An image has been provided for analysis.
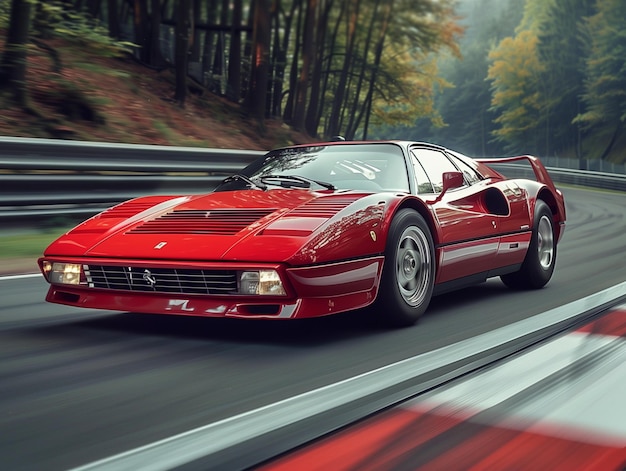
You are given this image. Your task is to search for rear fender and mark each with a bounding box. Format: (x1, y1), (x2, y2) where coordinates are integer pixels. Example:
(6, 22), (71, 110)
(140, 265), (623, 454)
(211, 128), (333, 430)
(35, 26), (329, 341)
(478, 155), (566, 239)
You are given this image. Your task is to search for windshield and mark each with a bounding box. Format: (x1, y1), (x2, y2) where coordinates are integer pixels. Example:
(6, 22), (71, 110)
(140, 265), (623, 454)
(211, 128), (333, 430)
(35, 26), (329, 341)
(214, 143), (410, 192)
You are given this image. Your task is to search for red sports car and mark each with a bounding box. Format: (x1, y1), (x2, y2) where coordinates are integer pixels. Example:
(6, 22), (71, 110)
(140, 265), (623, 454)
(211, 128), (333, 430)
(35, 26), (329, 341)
(39, 140), (566, 327)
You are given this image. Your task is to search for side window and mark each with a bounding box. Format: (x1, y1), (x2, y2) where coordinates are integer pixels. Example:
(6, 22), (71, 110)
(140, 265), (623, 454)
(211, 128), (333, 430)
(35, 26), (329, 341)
(411, 148), (460, 193)
(410, 155), (434, 194)
(448, 153), (482, 185)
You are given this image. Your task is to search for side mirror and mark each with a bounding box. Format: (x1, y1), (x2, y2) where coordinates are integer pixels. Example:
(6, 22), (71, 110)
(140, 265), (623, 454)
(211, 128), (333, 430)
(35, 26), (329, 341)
(428, 171), (464, 203)
(442, 171), (464, 193)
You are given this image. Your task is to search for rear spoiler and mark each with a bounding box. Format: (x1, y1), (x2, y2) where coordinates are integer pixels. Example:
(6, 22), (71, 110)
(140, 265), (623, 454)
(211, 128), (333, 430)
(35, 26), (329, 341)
(476, 155), (558, 192)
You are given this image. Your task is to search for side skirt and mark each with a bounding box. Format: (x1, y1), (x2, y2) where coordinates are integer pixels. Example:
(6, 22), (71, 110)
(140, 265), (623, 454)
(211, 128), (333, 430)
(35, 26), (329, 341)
(433, 263), (522, 296)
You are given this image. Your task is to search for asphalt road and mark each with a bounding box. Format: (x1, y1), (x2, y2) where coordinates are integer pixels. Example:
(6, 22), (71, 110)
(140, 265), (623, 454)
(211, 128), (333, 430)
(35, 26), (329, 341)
(0, 186), (624, 471)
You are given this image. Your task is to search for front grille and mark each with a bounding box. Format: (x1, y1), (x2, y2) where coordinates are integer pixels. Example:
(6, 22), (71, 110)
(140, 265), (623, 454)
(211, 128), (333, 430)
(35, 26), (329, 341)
(84, 265), (238, 295)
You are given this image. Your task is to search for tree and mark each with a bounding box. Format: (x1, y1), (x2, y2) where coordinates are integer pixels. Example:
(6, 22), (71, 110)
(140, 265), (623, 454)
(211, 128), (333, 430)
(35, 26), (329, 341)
(364, 0), (461, 140)
(421, 0), (524, 156)
(537, 0), (595, 158)
(292, 0), (316, 131)
(575, 0), (626, 159)
(487, 30), (545, 154)
(174, 0), (191, 106)
(245, 0), (271, 120)
(0, 0), (32, 106)
(226, 0), (243, 102)
(486, 0), (554, 155)
(326, 0), (360, 137)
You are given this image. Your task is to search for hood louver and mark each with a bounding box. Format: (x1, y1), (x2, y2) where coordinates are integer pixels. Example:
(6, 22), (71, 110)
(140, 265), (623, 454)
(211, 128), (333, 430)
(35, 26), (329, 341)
(101, 201), (155, 218)
(287, 196), (360, 218)
(128, 208), (277, 235)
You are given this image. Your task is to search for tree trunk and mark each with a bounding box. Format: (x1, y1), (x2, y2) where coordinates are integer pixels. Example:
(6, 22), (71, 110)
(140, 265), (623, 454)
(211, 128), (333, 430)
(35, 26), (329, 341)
(359, 0), (392, 139)
(304, 0), (332, 136)
(107, 0), (121, 38)
(133, 0), (150, 63)
(227, 0), (243, 102)
(0, 0), (32, 106)
(345, 0), (380, 138)
(282, 0), (304, 123)
(201, 0), (218, 88)
(292, 0), (316, 131)
(174, 0), (191, 106)
(245, 0), (271, 120)
(149, 0), (165, 66)
(326, 0), (360, 137)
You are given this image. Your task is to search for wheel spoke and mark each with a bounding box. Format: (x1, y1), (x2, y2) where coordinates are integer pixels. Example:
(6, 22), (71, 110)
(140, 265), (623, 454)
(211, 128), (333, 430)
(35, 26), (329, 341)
(395, 225), (431, 307)
(402, 277), (417, 292)
(537, 215), (554, 269)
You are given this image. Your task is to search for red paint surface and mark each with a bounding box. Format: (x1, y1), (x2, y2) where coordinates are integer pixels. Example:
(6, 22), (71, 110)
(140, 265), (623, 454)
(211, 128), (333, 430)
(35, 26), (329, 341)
(40, 141), (566, 320)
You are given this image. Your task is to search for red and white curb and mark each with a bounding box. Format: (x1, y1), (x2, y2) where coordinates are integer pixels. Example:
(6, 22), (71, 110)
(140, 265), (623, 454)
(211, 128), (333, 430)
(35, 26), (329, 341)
(262, 305), (626, 470)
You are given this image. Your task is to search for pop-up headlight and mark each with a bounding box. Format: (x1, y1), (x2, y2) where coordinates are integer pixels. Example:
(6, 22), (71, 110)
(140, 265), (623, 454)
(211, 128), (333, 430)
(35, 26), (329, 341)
(239, 270), (286, 295)
(43, 262), (84, 285)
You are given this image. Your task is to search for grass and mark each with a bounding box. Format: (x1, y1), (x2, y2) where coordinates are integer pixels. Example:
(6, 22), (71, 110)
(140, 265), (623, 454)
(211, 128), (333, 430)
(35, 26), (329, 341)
(0, 227), (70, 259)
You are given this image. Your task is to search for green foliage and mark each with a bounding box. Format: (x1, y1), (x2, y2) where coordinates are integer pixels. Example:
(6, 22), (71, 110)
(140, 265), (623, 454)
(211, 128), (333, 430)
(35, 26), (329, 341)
(348, 0), (462, 138)
(39, 75), (106, 123)
(32, 1), (135, 57)
(487, 30), (546, 154)
(0, 1), (10, 29)
(575, 0), (626, 129)
(0, 225), (72, 258)
(536, 0), (595, 156)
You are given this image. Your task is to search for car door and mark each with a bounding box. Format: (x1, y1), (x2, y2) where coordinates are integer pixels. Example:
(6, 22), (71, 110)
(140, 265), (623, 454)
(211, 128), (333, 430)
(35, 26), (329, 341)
(487, 179), (533, 268)
(410, 147), (499, 284)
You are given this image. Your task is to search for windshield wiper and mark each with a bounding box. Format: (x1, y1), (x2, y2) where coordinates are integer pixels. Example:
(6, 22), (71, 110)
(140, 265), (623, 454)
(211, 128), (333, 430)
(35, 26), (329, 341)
(222, 174), (267, 190)
(259, 174), (336, 190)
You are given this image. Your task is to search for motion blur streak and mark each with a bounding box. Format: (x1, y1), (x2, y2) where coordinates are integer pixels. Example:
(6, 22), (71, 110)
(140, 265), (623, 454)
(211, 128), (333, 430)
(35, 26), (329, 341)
(260, 305), (626, 471)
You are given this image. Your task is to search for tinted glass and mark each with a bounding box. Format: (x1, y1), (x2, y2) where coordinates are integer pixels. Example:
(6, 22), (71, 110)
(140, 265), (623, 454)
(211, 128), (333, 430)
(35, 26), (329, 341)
(411, 148), (459, 193)
(448, 152), (482, 184)
(410, 155), (435, 194)
(215, 144), (410, 192)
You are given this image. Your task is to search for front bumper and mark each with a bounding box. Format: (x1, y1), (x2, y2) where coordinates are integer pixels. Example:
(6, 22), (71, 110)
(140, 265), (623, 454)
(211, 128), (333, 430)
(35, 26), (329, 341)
(40, 256), (384, 319)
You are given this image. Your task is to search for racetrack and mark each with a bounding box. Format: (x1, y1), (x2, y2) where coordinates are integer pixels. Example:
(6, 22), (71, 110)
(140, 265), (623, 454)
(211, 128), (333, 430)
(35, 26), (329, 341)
(0, 186), (624, 470)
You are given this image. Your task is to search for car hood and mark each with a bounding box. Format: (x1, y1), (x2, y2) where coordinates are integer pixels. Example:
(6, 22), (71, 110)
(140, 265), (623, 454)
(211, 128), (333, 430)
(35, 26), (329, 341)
(44, 189), (389, 264)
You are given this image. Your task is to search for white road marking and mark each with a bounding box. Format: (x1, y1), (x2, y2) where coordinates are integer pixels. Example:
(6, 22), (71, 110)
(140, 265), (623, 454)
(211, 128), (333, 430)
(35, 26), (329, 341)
(0, 273), (41, 281)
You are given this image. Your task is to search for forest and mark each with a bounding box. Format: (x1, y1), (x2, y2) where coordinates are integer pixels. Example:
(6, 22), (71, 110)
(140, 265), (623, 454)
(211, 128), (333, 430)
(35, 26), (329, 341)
(0, 0), (625, 163)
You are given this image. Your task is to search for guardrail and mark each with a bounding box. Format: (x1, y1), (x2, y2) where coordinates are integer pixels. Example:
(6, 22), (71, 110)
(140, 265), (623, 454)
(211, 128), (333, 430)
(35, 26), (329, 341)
(1, 137), (624, 222)
(489, 162), (626, 192)
(0, 137), (263, 220)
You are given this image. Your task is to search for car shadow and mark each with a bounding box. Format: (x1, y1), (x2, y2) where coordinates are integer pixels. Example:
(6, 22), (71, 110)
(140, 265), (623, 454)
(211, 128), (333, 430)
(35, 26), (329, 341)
(37, 307), (388, 347)
(30, 280), (514, 347)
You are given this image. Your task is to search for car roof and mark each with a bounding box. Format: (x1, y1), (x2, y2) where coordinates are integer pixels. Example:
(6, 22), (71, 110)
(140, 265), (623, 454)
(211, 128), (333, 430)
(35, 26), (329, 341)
(275, 139), (451, 154)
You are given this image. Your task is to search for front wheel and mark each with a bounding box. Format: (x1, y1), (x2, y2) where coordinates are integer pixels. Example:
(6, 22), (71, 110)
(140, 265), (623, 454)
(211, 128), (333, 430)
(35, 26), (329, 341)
(501, 200), (556, 289)
(374, 209), (435, 327)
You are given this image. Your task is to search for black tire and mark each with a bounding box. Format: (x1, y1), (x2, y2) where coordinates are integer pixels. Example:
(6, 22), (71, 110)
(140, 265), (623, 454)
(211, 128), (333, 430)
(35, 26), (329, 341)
(374, 209), (435, 327)
(501, 200), (556, 289)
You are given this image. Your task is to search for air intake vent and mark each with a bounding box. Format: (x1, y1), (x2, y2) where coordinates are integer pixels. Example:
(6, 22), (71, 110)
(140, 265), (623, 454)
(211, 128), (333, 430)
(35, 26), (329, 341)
(288, 196), (359, 218)
(85, 265), (237, 295)
(128, 208), (277, 235)
(100, 201), (155, 218)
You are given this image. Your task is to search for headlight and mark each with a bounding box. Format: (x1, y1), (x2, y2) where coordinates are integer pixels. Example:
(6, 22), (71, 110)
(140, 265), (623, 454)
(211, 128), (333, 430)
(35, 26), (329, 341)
(44, 262), (84, 285)
(239, 270), (286, 295)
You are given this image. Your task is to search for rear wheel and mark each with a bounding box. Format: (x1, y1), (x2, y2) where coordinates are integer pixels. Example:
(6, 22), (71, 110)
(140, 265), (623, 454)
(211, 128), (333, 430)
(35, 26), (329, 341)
(501, 200), (556, 289)
(375, 209), (435, 327)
